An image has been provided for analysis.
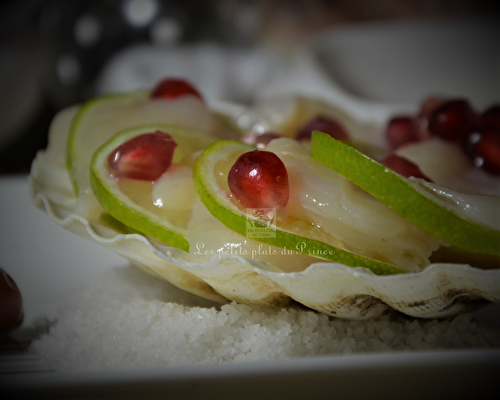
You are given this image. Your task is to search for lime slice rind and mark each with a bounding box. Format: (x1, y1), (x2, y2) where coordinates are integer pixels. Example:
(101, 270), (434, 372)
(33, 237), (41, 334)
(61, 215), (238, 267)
(194, 140), (406, 276)
(90, 124), (218, 252)
(90, 165), (189, 251)
(67, 90), (150, 196)
(310, 131), (500, 255)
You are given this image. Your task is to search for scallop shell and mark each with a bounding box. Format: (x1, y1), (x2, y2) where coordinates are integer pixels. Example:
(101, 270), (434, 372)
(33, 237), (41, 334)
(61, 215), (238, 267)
(29, 102), (500, 320)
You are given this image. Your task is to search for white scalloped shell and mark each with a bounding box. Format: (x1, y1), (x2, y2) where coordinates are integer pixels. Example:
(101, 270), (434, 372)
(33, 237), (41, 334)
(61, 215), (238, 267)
(29, 104), (500, 320)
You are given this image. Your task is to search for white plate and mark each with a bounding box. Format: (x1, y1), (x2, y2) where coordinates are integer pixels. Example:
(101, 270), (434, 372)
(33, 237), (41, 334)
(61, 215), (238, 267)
(3, 349), (500, 399)
(0, 177), (125, 325)
(2, 172), (500, 398)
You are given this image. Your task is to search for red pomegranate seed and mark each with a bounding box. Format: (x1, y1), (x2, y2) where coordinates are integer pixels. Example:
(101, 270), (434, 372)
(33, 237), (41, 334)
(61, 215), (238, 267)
(481, 104), (500, 131)
(228, 150), (289, 209)
(0, 267), (23, 335)
(241, 131), (283, 149)
(428, 99), (478, 142)
(150, 78), (203, 101)
(380, 154), (433, 182)
(418, 96), (448, 140)
(385, 116), (421, 150)
(108, 131), (177, 181)
(297, 116), (350, 142)
(468, 130), (500, 175)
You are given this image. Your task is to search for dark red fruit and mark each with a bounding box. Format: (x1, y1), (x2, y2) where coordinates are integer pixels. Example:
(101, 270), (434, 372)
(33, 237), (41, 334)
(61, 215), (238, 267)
(108, 131), (177, 181)
(228, 150), (289, 209)
(0, 267), (23, 335)
(380, 154), (433, 182)
(385, 116), (421, 150)
(297, 116), (350, 142)
(467, 130), (500, 175)
(418, 96), (447, 140)
(428, 99), (478, 142)
(241, 131), (283, 149)
(150, 78), (203, 101)
(481, 105), (500, 131)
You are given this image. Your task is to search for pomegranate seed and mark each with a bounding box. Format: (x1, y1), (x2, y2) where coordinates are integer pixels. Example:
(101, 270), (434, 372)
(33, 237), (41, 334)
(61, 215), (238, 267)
(228, 150), (289, 209)
(380, 154), (433, 182)
(481, 104), (500, 131)
(417, 96), (447, 140)
(428, 99), (478, 142)
(108, 131), (177, 181)
(0, 267), (23, 335)
(385, 116), (421, 150)
(150, 78), (203, 101)
(467, 130), (500, 175)
(241, 131), (283, 149)
(297, 116), (350, 142)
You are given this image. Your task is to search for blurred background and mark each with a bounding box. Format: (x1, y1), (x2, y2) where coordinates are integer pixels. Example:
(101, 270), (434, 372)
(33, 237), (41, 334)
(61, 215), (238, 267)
(0, 0), (498, 174)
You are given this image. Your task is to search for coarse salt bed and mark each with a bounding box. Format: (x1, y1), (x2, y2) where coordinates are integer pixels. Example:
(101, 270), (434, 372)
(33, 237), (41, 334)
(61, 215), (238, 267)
(30, 266), (500, 372)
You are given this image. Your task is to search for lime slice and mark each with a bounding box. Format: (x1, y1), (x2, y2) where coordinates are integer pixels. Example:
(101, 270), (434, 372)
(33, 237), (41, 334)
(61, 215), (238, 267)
(68, 90), (222, 196)
(310, 131), (500, 255)
(193, 140), (406, 275)
(90, 125), (218, 252)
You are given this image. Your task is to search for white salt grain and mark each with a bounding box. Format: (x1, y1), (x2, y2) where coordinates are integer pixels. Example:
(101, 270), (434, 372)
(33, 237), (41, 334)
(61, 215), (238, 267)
(30, 266), (500, 372)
